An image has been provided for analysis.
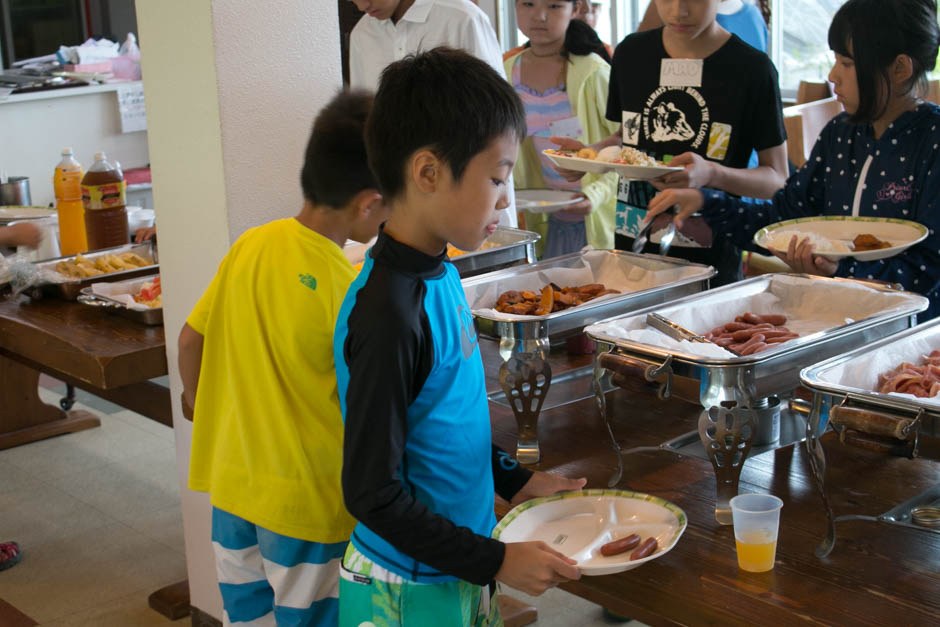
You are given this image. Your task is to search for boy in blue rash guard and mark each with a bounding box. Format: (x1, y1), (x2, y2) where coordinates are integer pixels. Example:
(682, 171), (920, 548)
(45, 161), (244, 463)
(646, 0), (940, 320)
(333, 48), (586, 626)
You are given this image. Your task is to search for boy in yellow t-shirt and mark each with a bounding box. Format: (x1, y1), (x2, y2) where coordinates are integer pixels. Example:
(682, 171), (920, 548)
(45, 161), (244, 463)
(178, 90), (387, 627)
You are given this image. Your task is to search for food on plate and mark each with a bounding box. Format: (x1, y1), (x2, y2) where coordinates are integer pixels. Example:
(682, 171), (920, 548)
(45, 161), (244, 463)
(877, 350), (940, 397)
(852, 233), (892, 251)
(55, 251), (153, 279)
(764, 230), (851, 254)
(704, 313), (799, 354)
(600, 534), (641, 557)
(133, 276), (162, 308)
(494, 282), (620, 315)
(630, 537), (658, 560)
(547, 146), (662, 167)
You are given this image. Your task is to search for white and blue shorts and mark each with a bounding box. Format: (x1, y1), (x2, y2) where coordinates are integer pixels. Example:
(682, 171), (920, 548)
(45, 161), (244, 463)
(211, 506), (348, 626)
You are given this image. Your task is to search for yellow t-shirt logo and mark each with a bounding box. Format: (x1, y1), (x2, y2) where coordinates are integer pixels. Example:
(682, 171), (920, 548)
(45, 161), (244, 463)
(299, 273), (317, 291)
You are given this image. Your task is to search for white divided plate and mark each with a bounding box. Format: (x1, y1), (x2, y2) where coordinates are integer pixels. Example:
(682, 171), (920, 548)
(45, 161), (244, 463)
(543, 150), (682, 180)
(516, 189), (583, 213)
(0, 206), (56, 223)
(493, 489), (687, 576)
(754, 216), (928, 262)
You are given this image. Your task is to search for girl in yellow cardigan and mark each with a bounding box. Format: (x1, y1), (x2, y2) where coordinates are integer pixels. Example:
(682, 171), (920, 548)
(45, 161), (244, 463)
(504, 2), (619, 257)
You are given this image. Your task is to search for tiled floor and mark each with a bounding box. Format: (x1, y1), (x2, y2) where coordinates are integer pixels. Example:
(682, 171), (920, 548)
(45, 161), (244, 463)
(0, 384), (643, 626)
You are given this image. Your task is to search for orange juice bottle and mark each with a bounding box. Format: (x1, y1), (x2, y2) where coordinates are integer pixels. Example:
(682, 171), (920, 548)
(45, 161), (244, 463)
(53, 148), (87, 254)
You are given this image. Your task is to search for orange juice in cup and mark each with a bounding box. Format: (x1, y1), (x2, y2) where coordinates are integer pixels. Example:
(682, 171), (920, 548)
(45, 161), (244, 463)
(734, 529), (777, 572)
(730, 493), (783, 573)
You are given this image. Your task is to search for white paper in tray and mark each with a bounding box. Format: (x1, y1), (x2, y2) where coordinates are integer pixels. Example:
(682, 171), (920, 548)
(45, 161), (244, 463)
(467, 251), (707, 320)
(90, 276), (159, 311)
(815, 327), (940, 408)
(587, 274), (921, 359)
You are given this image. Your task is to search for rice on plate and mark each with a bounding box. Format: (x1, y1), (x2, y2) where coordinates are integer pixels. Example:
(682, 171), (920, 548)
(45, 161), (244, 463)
(764, 230), (851, 254)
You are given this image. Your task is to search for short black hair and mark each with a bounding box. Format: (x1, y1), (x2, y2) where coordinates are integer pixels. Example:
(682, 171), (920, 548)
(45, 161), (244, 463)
(829, 0), (939, 123)
(300, 89), (377, 208)
(365, 47), (527, 201)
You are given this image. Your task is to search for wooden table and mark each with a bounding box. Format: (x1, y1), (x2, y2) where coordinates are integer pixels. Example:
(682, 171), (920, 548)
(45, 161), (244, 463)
(0, 294), (169, 450)
(482, 342), (940, 625)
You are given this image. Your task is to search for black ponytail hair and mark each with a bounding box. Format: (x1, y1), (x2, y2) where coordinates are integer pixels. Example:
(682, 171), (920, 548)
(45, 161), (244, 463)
(565, 16), (611, 63)
(828, 0), (939, 123)
(520, 0), (612, 64)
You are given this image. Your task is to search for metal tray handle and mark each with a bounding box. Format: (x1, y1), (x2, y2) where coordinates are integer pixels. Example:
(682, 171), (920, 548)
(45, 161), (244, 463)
(598, 352), (673, 400)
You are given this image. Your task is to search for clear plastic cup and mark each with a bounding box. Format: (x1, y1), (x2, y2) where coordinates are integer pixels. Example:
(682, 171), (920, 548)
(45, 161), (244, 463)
(730, 493), (783, 572)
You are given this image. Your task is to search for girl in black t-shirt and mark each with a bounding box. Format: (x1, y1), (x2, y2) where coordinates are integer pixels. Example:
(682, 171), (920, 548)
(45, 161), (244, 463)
(553, 0), (788, 284)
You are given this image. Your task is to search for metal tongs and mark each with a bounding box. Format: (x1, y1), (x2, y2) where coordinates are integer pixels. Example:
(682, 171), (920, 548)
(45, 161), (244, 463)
(632, 206), (677, 256)
(646, 312), (712, 343)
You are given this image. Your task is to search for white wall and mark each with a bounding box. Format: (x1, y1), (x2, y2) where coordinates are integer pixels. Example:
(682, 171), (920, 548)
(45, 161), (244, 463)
(135, 0), (341, 618)
(0, 86), (149, 207)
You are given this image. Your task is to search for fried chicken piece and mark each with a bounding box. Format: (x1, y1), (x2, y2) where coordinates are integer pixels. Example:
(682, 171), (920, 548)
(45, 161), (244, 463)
(852, 233), (891, 251)
(497, 290), (523, 307)
(534, 285), (554, 316)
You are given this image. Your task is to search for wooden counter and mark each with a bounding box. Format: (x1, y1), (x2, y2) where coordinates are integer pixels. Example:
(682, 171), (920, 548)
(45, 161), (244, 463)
(482, 341), (940, 625)
(0, 294), (169, 449)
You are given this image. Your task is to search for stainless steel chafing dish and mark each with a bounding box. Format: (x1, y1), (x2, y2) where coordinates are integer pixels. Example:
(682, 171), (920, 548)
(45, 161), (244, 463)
(31, 242), (158, 300)
(449, 227), (540, 277)
(77, 274), (163, 326)
(463, 249), (715, 464)
(585, 274), (928, 524)
(800, 317), (940, 556)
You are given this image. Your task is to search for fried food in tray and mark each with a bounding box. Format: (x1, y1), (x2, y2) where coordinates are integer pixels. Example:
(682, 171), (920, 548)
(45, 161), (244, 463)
(55, 252), (153, 279)
(495, 283), (620, 316)
(852, 233), (892, 252)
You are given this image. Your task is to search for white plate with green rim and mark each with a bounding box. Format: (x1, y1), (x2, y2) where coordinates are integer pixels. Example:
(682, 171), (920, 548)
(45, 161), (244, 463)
(0, 206), (56, 223)
(515, 189), (583, 213)
(492, 489), (687, 576)
(542, 150), (681, 180)
(754, 216), (928, 262)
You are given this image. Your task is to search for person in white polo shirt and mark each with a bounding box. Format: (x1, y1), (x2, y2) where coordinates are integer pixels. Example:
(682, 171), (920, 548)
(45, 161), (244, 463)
(348, 0), (520, 228)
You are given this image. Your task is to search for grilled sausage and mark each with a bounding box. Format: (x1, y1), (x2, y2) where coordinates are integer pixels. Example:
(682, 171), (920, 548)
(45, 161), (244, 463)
(766, 334), (799, 344)
(741, 341), (768, 355)
(630, 537), (658, 560)
(600, 534), (641, 556)
(742, 312), (763, 325)
(758, 314), (787, 326)
(724, 321), (753, 332)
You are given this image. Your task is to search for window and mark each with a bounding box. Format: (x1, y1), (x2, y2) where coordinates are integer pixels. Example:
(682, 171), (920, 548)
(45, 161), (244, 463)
(776, 0), (841, 91)
(0, 0), (86, 68)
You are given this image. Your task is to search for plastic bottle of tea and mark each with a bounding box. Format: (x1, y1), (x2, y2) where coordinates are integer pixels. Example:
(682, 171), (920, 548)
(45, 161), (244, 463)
(81, 152), (128, 250)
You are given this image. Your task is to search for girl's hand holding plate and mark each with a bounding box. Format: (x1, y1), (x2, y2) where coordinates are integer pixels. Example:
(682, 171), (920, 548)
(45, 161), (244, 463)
(772, 234), (839, 276)
(549, 136), (589, 182)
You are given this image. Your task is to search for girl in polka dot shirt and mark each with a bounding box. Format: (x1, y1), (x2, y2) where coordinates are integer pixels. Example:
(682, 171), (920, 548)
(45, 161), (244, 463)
(646, 0), (940, 320)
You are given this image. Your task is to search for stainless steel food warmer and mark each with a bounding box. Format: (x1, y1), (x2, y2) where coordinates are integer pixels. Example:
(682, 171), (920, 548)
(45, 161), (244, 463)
(463, 249), (715, 464)
(800, 317), (940, 556)
(585, 274), (928, 524)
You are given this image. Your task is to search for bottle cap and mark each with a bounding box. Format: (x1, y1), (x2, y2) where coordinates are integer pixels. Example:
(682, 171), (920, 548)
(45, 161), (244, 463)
(94, 152), (107, 161)
(61, 147), (73, 155)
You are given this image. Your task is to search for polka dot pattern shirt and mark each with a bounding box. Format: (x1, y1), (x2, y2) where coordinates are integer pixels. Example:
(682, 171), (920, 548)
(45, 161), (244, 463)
(701, 103), (940, 320)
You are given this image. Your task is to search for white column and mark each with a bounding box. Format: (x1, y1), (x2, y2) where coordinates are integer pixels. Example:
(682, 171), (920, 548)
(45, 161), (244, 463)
(135, 0), (341, 617)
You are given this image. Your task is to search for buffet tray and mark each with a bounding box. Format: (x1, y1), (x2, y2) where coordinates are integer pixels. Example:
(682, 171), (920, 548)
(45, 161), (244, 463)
(77, 274), (163, 326)
(586, 274), (928, 406)
(801, 317), (940, 437)
(463, 250), (715, 341)
(449, 227), (539, 277)
(32, 242), (158, 300)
